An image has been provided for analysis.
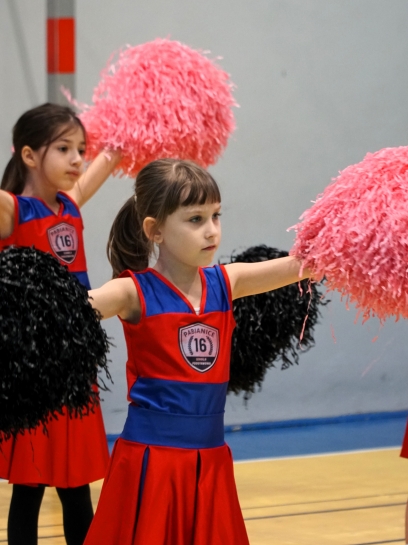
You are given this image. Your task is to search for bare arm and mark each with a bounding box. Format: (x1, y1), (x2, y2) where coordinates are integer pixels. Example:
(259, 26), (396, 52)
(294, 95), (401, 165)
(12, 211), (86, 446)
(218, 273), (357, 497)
(225, 256), (310, 300)
(88, 277), (141, 322)
(0, 189), (15, 239)
(68, 150), (121, 208)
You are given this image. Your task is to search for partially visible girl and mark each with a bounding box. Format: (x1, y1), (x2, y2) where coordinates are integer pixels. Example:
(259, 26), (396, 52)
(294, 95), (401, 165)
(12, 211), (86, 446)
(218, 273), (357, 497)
(0, 103), (120, 545)
(400, 427), (408, 545)
(83, 158), (310, 545)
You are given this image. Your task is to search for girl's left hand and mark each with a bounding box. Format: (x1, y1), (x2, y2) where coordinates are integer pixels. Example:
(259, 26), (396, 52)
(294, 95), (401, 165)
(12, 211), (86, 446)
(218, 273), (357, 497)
(68, 149), (122, 208)
(225, 255), (311, 300)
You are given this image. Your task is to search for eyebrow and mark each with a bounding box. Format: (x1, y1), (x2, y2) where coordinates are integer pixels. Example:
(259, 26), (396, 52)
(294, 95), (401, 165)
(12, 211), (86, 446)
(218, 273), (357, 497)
(57, 137), (86, 145)
(184, 204), (222, 214)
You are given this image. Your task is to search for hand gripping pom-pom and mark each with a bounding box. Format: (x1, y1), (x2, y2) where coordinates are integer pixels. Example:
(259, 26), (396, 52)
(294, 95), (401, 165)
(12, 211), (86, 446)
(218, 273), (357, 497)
(290, 146), (408, 323)
(76, 38), (237, 176)
(223, 246), (325, 400)
(0, 247), (111, 440)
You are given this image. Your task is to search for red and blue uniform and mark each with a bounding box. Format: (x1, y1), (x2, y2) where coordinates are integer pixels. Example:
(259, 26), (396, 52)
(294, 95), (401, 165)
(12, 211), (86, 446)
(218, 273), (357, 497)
(400, 423), (408, 458)
(84, 265), (250, 545)
(0, 191), (91, 288)
(0, 191), (109, 488)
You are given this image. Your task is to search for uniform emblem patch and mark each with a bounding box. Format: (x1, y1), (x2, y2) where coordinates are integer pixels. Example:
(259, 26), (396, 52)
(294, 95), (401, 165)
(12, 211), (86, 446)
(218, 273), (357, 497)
(47, 223), (78, 264)
(179, 323), (220, 372)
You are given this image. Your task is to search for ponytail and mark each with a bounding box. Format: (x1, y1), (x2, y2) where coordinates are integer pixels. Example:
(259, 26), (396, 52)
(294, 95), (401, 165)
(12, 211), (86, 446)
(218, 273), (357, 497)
(107, 159), (221, 278)
(1, 155), (26, 194)
(107, 197), (151, 278)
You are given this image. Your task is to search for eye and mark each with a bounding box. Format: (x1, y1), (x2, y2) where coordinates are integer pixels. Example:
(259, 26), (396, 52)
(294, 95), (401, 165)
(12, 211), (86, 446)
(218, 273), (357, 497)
(78, 148), (86, 156)
(213, 212), (222, 220)
(189, 216), (201, 223)
(58, 146), (68, 152)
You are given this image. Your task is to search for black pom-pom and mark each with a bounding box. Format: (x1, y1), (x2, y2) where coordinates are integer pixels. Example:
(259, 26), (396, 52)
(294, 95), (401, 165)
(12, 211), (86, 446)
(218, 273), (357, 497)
(0, 246), (111, 440)
(224, 245), (326, 399)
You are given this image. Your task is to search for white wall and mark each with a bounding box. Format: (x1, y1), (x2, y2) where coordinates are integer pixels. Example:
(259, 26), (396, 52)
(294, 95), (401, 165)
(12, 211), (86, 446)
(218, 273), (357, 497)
(2, 0), (408, 433)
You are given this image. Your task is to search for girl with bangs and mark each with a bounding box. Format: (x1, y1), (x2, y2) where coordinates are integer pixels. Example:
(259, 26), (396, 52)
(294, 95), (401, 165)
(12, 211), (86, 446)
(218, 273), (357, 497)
(85, 158), (311, 545)
(0, 103), (120, 545)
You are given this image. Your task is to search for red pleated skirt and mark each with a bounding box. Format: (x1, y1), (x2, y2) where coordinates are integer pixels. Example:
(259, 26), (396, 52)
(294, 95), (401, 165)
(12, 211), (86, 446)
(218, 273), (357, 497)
(0, 405), (109, 488)
(84, 438), (249, 545)
(400, 419), (408, 458)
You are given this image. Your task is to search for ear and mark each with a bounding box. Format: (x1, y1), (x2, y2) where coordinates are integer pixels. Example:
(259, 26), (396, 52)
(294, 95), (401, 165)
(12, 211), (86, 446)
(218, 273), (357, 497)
(21, 146), (38, 169)
(143, 217), (163, 244)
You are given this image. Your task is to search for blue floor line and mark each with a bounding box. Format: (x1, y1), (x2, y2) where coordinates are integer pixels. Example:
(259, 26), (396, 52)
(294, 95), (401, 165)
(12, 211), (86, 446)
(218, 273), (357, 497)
(107, 410), (408, 461)
(224, 409), (408, 433)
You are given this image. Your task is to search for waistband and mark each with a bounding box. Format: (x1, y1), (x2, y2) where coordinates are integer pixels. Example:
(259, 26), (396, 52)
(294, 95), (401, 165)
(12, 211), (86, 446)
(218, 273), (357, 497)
(121, 404), (225, 449)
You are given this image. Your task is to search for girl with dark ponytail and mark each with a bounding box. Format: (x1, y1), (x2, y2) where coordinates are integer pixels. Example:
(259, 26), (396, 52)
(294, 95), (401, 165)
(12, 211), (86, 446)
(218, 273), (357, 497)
(106, 158), (222, 277)
(0, 103), (120, 545)
(84, 158), (311, 545)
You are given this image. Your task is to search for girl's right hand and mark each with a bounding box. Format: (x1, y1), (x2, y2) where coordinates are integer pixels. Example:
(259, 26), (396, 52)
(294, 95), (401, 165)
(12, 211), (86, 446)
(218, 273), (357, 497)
(88, 277), (141, 323)
(0, 190), (15, 239)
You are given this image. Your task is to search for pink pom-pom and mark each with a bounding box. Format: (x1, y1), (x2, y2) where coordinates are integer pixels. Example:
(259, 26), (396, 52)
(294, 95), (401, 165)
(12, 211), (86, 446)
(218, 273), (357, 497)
(78, 38), (237, 176)
(290, 146), (408, 323)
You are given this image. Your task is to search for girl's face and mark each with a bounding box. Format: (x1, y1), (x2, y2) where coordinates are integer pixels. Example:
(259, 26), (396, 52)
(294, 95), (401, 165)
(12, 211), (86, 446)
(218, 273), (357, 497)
(34, 125), (86, 192)
(156, 201), (222, 269)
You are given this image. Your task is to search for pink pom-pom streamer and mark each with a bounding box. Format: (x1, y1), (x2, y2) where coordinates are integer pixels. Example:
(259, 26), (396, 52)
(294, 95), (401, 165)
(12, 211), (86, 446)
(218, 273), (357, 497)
(77, 38), (237, 176)
(289, 146), (408, 323)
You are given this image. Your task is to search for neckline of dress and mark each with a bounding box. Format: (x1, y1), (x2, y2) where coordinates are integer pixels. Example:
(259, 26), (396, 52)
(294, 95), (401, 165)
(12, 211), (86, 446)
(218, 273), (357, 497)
(147, 267), (207, 315)
(20, 192), (65, 217)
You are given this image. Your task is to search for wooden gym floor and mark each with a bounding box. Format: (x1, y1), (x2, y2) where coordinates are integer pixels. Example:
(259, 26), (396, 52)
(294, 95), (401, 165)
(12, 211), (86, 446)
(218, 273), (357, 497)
(0, 446), (406, 544)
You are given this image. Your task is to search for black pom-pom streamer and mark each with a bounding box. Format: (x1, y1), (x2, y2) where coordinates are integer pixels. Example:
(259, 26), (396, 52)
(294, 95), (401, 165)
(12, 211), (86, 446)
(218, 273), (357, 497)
(224, 245), (326, 399)
(0, 246), (111, 440)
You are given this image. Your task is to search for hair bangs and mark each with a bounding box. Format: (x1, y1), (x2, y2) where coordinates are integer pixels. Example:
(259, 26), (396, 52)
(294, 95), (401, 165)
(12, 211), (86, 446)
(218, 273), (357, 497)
(179, 174), (221, 208)
(49, 117), (86, 147)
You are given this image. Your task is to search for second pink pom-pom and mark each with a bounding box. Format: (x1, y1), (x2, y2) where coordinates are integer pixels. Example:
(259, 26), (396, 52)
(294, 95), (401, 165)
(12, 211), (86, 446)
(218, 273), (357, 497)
(290, 146), (408, 323)
(78, 38), (237, 176)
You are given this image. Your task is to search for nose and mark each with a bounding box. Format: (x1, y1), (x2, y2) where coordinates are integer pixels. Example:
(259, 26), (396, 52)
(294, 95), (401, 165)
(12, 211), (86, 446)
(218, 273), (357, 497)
(71, 150), (83, 166)
(205, 218), (219, 239)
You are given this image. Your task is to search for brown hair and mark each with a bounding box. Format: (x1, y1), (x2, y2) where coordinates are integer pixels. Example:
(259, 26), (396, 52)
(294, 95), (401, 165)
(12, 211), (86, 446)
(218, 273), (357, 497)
(107, 158), (221, 278)
(1, 103), (86, 194)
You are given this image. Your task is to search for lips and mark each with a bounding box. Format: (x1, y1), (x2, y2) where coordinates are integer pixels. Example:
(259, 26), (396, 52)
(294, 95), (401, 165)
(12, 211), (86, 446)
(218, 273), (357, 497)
(203, 245), (216, 251)
(67, 170), (80, 177)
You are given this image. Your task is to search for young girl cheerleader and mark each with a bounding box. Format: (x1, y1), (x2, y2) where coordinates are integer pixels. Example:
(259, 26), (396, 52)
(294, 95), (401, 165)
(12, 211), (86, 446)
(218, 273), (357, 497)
(84, 158), (311, 545)
(400, 428), (408, 544)
(0, 103), (120, 545)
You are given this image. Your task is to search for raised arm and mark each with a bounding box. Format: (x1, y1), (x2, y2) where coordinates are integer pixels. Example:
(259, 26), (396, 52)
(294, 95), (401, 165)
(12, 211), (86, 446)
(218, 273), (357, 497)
(225, 255), (310, 300)
(89, 277), (141, 322)
(0, 189), (15, 239)
(68, 149), (122, 208)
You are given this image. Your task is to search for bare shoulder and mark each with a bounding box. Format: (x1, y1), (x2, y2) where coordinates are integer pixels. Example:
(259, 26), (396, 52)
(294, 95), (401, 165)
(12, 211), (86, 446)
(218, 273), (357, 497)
(223, 262), (239, 289)
(89, 276), (141, 322)
(0, 189), (15, 239)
